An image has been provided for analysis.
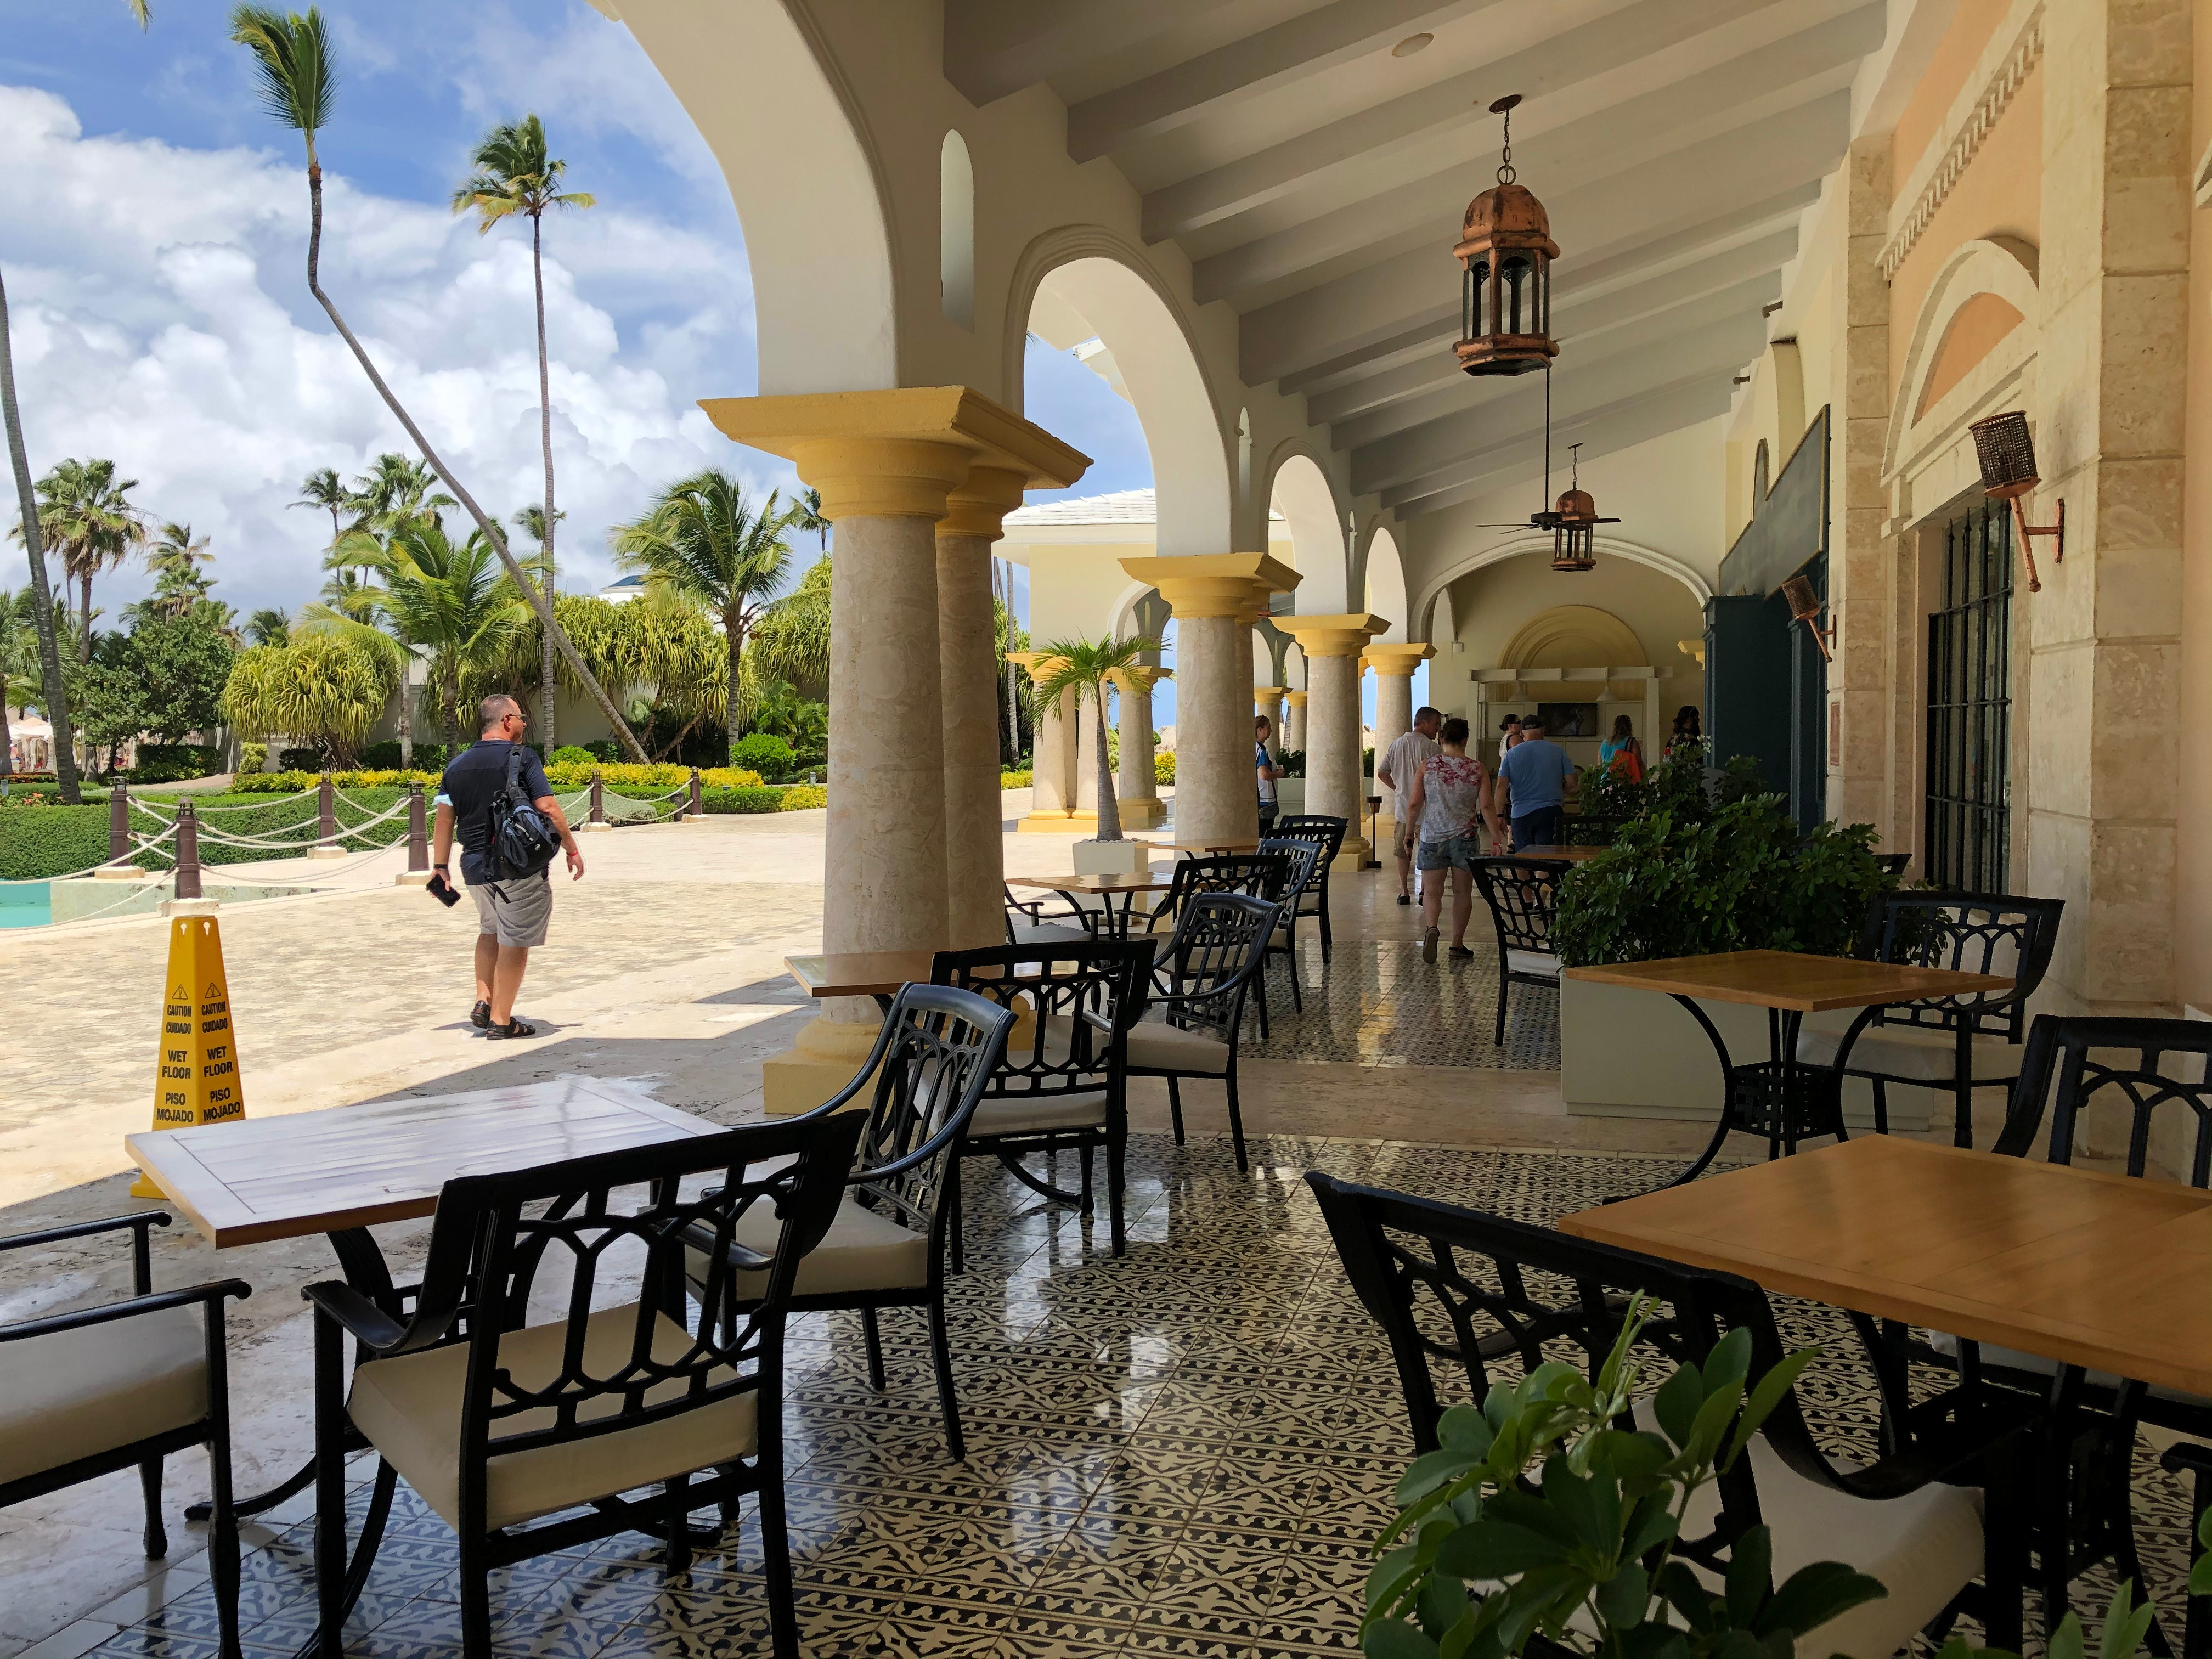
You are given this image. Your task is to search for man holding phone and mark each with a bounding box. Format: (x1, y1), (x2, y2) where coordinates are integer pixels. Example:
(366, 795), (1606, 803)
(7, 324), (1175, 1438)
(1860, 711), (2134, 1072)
(431, 695), (584, 1039)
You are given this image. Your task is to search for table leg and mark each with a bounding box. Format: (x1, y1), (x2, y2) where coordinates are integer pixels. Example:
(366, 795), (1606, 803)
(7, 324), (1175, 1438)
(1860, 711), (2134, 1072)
(1657, 994), (1739, 1188)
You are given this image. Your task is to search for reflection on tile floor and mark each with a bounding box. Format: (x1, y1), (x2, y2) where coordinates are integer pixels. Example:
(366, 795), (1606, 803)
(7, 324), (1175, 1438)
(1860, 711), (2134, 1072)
(92, 1135), (2190, 1659)
(1246, 938), (1560, 1071)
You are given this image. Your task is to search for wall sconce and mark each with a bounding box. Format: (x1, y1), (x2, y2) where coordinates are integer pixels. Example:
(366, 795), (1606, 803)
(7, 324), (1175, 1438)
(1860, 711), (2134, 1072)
(1967, 410), (2063, 592)
(1780, 573), (1832, 662)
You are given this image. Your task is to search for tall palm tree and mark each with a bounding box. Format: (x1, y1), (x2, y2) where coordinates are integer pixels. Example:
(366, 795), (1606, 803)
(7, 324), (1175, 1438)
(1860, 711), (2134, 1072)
(373, 517), (529, 746)
(291, 465), (351, 558)
(611, 470), (802, 764)
(747, 551), (830, 693)
(25, 458), (145, 659)
(245, 606), (291, 647)
(0, 274), (79, 798)
(1032, 634), (1162, 843)
(795, 487), (830, 552)
(0, 586), (36, 787)
(146, 521), (213, 617)
(228, 5), (644, 758)
(453, 116), (594, 751)
(514, 502), (565, 737)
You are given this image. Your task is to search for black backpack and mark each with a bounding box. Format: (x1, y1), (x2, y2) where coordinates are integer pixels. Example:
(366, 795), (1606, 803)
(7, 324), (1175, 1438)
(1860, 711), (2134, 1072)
(486, 746), (560, 881)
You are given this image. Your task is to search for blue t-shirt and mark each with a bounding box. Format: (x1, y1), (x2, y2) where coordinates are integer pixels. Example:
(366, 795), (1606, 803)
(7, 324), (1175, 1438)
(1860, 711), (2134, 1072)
(1498, 738), (1575, 813)
(1255, 741), (1276, 804)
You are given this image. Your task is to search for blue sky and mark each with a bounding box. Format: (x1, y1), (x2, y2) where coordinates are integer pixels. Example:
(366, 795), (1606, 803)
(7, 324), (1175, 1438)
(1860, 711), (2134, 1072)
(0, 0), (1152, 627)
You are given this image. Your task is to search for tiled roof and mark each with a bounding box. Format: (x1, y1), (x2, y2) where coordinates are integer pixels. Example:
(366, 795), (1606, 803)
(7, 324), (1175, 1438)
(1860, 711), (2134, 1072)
(1004, 488), (1157, 526)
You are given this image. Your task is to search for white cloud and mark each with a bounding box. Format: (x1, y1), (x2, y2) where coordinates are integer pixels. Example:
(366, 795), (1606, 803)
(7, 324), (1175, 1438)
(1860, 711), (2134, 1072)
(0, 81), (788, 619)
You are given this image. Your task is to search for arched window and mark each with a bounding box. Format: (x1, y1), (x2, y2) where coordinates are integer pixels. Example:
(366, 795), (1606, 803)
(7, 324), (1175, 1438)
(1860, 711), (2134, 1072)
(939, 131), (974, 330)
(1237, 407), (1252, 509)
(1752, 440), (1770, 514)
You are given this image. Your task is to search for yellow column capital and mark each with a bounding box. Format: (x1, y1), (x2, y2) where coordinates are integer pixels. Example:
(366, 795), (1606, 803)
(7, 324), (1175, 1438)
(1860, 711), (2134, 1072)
(1284, 690), (1308, 707)
(1118, 552), (1300, 619)
(1110, 664), (1172, 695)
(1366, 642), (1437, 676)
(939, 464), (1030, 541)
(1006, 650), (1069, 684)
(1276, 612), (1392, 659)
(699, 387), (1089, 521)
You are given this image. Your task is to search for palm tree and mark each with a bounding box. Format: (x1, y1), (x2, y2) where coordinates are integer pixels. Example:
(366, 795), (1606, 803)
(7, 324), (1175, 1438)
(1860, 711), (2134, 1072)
(146, 521), (213, 617)
(748, 552), (831, 693)
(245, 607), (291, 647)
(795, 487), (830, 552)
(291, 465), (348, 550)
(514, 502), (565, 738)
(611, 470), (803, 764)
(374, 517), (529, 746)
(0, 586), (37, 786)
(228, 5), (644, 758)
(24, 458), (145, 661)
(1032, 634), (1161, 843)
(452, 117), (593, 749)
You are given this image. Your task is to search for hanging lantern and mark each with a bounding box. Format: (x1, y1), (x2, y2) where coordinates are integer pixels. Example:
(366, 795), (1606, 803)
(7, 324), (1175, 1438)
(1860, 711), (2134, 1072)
(1547, 444), (1615, 572)
(1454, 95), (1560, 377)
(1967, 409), (2063, 592)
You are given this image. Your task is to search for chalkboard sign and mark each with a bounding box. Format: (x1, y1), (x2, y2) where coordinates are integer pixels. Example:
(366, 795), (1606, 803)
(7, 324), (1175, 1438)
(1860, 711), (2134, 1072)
(1719, 406), (1828, 598)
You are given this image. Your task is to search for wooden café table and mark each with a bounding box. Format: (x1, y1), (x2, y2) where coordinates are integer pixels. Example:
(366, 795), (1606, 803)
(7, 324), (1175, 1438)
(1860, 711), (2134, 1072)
(1006, 870), (1175, 939)
(1137, 837), (1262, 856)
(1564, 950), (2013, 1184)
(784, 949), (937, 1011)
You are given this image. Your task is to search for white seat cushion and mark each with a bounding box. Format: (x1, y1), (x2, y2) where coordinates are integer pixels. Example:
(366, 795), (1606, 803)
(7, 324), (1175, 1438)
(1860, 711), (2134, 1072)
(1797, 1023), (2022, 1083)
(1008, 922), (1092, 952)
(1626, 1401), (1982, 1659)
(712, 1196), (929, 1299)
(1125, 1019), (1232, 1075)
(1924, 1331), (2212, 1411)
(0, 1304), (207, 1486)
(1504, 948), (1559, 979)
(970, 1090), (1109, 1136)
(348, 1304), (757, 1532)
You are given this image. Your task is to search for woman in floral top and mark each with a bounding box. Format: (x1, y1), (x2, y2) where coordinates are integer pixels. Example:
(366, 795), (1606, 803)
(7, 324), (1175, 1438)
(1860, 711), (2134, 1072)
(1403, 716), (1499, 963)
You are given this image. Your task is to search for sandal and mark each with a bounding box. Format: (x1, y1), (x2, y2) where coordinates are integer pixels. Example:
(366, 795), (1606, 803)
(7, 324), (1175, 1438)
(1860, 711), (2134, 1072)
(1448, 945), (1475, 961)
(469, 1000), (492, 1029)
(486, 1017), (539, 1040)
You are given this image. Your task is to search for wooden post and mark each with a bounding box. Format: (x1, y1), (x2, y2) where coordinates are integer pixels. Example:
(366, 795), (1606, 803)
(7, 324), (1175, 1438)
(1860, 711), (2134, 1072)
(109, 782), (129, 864)
(407, 783), (428, 872)
(311, 772), (342, 859)
(690, 768), (703, 816)
(175, 804), (202, 900)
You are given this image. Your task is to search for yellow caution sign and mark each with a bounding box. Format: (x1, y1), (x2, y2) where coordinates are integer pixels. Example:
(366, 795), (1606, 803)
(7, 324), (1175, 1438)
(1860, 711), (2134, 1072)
(130, 917), (245, 1198)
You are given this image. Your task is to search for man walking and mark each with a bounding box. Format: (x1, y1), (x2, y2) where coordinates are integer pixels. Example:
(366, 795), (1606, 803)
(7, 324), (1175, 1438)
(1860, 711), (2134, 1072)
(1492, 715), (1578, 851)
(1375, 704), (1442, 906)
(1255, 715), (1283, 831)
(432, 694), (584, 1040)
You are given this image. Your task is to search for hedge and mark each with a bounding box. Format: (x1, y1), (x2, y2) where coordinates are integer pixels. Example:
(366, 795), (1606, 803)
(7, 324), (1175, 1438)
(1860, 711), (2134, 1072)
(698, 783), (827, 815)
(0, 787), (419, 880)
(228, 762), (767, 794)
(1156, 751), (1176, 785)
(1000, 769), (1032, 789)
(131, 744), (223, 783)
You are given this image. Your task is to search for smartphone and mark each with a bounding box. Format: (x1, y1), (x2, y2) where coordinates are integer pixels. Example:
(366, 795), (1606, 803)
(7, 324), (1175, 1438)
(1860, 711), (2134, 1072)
(426, 871), (461, 909)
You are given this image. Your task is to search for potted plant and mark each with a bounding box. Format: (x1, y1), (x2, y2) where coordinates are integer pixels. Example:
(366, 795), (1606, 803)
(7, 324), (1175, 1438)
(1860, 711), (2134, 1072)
(1034, 633), (1161, 875)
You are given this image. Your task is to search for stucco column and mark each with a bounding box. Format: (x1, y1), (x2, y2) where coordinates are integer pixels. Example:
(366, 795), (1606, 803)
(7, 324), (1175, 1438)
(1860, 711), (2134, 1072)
(1254, 687), (1286, 760)
(936, 466), (1026, 950)
(1113, 665), (1168, 830)
(1120, 554), (1300, 846)
(1365, 643), (1435, 851)
(1278, 614), (1390, 870)
(703, 388), (1087, 1112)
(1009, 654), (1078, 831)
(1283, 690), (1308, 752)
(1073, 690), (1102, 822)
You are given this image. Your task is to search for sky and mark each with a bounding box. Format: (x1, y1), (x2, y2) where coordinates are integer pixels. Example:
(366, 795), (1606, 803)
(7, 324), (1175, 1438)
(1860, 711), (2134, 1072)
(0, 0), (1153, 631)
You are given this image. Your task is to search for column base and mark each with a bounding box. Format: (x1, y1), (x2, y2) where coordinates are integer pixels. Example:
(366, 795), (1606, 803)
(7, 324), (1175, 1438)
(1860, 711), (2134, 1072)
(1330, 835), (1372, 873)
(1018, 809), (1083, 833)
(760, 1009), (883, 1116)
(1116, 795), (1167, 828)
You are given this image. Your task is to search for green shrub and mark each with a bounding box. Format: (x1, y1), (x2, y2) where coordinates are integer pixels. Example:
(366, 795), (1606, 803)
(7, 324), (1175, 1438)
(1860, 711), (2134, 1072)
(0, 786), (432, 879)
(1000, 769), (1032, 789)
(359, 741), (450, 770)
(230, 769), (440, 792)
(698, 786), (782, 815)
(278, 747), (324, 771)
(0, 804), (115, 879)
(549, 744), (597, 767)
(732, 732), (795, 778)
(1155, 751), (1176, 785)
(238, 742), (266, 774)
(543, 761), (762, 790)
(131, 744), (222, 783)
(777, 783), (827, 811)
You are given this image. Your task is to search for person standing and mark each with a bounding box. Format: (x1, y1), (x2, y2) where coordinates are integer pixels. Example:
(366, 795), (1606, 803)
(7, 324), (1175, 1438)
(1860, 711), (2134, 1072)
(1375, 704), (1442, 906)
(1599, 714), (1644, 781)
(1403, 717), (1496, 963)
(1493, 716), (1578, 852)
(1668, 704), (1703, 759)
(432, 694), (585, 1040)
(1255, 715), (1283, 831)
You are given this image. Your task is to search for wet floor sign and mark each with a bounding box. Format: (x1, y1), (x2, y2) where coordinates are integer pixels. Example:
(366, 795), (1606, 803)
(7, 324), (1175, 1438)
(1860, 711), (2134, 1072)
(129, 916), (245, 1198)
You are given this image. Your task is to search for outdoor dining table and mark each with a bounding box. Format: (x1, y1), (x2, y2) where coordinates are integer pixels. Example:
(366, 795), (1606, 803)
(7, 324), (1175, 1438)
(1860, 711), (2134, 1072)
(1006, 870), (1176, 939)
(1508, 845), (1609, 862)
(784, 949), (938, 1011)
(123, 1080), (729, 1622)
(1564, 949), (2013, 1183)
(1136, 837), (1262, 855)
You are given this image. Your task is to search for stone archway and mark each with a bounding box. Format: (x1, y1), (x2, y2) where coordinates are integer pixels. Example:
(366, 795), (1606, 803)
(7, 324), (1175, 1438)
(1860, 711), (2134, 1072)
(1362, 525), (1409, 642)
(1265, 446), (1347, 613)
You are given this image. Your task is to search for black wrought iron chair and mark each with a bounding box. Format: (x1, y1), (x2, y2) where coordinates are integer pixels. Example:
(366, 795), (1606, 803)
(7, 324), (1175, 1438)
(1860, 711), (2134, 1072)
(689, 982), (1015, 1464)
(0, 1213), (250, 1659)
(1795, 890), (2062, 1147)
(1470, 855), (1571, 1046)
(1003, 881), (1098, 954)
(305, 1110), (867, 1659)
(1271, 814), (1347, 961)
(1136, 851), (1290, 1033)
(934, 940), (1152, 1271)
(1126, 890), (1281, 1172)
(1306, 1173), (2031, 1656)
(1257, 835), (1322, 1012)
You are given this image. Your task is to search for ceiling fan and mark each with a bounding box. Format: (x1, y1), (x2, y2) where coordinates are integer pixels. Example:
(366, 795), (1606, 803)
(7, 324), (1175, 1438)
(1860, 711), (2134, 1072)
(1474, 438), (1618, 572)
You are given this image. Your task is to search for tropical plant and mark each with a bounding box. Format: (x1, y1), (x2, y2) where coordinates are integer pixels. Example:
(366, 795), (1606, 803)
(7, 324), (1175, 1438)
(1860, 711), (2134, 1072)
(221, 630), (396, 766)
(144, 521), (214, 618)
(513, 502), (565, 737)
(0, 274), (81, 799)
(611, 469), (803, 764)
(747, 552), (830, 693)
(795, 487), (829, 552)
(451, 114), (594, 748)
(228, 5), (644, 758)
(0, 586), (39, 784)
(245, 607), (292, 648)
(22, 458), (146, 661)
(370, 517), (528, 746)
(291, 465), (349, 552)
(1031, 634), (1161, 843)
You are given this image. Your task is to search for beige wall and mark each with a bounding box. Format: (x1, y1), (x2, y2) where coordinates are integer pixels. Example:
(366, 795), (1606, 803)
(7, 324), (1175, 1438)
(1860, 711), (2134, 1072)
(2175, 12), (2212, 1013)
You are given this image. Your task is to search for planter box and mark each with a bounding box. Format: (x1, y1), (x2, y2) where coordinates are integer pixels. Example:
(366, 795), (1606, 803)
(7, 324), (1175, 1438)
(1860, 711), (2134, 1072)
(1559, 973), (1934, 1133)
(1273, 777), (1306, 815)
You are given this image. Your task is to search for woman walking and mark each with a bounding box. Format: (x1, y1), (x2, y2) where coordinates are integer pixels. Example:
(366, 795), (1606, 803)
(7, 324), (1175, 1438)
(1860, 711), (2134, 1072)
(1667, 704), (1703, 759)
(1599, 713), (1643, 781)
(1404, 716), (1497, 964)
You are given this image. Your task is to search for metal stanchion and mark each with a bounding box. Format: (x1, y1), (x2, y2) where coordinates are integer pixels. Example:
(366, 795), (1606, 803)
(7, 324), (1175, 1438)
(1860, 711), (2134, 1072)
(176, 804), (202, 900)
(311, 772), (342, 858)
(108, 781), (130, 864)
(407, 784), (428, 871)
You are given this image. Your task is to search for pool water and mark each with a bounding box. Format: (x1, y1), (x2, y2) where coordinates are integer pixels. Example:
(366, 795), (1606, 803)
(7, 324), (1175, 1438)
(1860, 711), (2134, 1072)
(0, 883), (52, 928)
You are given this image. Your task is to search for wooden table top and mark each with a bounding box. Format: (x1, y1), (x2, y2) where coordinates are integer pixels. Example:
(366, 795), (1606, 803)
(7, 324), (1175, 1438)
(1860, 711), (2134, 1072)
(784, 950), (936, 999)
(1510, 845), (1609, 862)
(1136, 838), (1262, 855)
(1562, 949), (2013, 1012)
(126, 1079), (725, 1249)
(1006, 872), (1174, 893)
(1560, 1136), (2212, 1398)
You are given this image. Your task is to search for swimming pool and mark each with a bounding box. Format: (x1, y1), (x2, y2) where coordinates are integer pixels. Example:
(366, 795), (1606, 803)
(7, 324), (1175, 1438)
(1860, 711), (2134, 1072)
(0, 883), (51, 928)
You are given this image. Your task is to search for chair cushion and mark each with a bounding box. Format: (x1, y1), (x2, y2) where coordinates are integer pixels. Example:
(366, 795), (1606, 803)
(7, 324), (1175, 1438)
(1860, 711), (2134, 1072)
(1504, 948), (1559, 979)
(1797, 1023), (2023, 1083)
(1632, 1401), (1983, 1659)
(0, 1304), (207, 1486)
(1125, 1020), (1232, 1075)
(348, 1304), (758, 1532)
(721, 1196), (929, 1299)
(970, 1091), (1109, 1136)
(1923, 1331), (2212, 1412)
(1008, 922), (1093, 953)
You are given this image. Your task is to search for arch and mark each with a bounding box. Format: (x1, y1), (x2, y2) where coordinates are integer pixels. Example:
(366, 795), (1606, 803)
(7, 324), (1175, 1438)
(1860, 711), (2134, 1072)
(1003, 226), (1232, 558)
(1751, 441), (1769, 512)
(1237, 407), (1253, 512)
(1106, 578), (1156, 640)
(1499, 605), (1648, 671)
(1362, 526), (1409, 641)
(1265, 445), (1346, 612)
(1883, 236), (2041, 482)
(939, 131), (974, 331)
(1410, 533), (1713, 642)
(616, 1), (895, 392)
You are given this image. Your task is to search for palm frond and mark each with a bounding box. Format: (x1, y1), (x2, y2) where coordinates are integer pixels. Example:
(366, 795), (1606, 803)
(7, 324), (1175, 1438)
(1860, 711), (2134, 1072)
(228, 6), (336, 137)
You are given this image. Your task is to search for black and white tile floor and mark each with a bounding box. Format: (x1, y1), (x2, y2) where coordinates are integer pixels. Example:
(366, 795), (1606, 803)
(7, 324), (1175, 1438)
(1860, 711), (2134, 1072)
(1247, 939), (1561, 1071)
(81, 1135), (2193, 1659)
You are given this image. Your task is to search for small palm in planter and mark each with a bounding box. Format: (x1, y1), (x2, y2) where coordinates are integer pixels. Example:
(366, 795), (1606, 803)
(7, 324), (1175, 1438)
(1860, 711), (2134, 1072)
(1363, 1297), (2159, 1659)
(1034, 633), (1161, 857)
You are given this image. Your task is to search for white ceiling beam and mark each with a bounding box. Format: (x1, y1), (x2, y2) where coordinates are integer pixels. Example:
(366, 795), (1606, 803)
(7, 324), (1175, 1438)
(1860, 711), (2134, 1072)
(942, 0), (1245, 106)
(1064, 0), (1503, 162)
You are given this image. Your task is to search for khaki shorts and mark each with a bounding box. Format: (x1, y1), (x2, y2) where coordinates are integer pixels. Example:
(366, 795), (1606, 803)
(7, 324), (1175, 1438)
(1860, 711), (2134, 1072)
(470, 868), (553, 948)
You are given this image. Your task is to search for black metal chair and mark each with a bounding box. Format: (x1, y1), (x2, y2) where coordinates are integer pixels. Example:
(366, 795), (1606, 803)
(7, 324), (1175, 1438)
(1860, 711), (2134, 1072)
(1, 1213), (250, 1659)
(933, 940), (1152, 1271)
(306, 1110), (868, 1659)
(1470, 855), (1571, 1046)
(1271, 814), (1347, 961)
(690, 981), (1016, 1464)
(1257, 836), (1322, 1013)
(1306, 1173), (2031, 1656)
(1796, 890), (2062, 1147)
(1136, 850), (1290, 1033)
(1003, 881), (1098, 953)
(1125, 891), (1281, 1172)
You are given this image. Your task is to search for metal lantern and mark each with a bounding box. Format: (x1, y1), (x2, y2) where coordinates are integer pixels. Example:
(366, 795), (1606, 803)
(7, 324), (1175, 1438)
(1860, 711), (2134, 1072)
(1780, 573), (1833, 661)
(1548, 449), (1615, 573)
(1967, 409), (2063, 591)
(1454, 95), (1559, 377)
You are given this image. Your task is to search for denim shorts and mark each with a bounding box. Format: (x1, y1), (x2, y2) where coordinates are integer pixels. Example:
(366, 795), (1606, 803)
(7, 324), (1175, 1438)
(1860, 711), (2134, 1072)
(1416, 834), (1483, 873)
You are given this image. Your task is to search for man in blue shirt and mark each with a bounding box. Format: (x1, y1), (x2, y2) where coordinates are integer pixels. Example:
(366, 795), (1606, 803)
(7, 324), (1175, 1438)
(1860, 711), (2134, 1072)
(1493, 716), (1578, 851)
(1255, 715), (1283, 830)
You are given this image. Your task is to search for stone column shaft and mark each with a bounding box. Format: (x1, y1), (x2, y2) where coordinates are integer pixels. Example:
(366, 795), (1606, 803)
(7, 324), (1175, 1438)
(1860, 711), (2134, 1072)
(936, 466), (1026, 950)
(1114, 667), (1167, 830)
(1254, 687), (1286, 761)
(1284, 691), (1308, 752)
(1279, 614), (1391, 869)
(1075, 691), (1102, 816)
